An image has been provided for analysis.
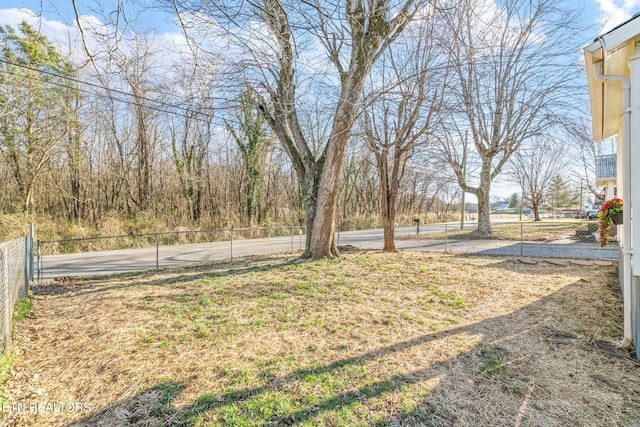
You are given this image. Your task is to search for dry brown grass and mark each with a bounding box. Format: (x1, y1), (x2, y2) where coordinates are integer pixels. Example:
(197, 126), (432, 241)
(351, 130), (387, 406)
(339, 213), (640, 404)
(3, 251), (639, 426)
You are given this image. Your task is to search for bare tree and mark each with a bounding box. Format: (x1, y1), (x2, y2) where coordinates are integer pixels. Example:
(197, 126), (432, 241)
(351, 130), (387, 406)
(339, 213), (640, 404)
(173, 0), (426, 258)
(170, 107), (212, 223)
(436, 0), (581, 234)
(111, 36), (164, 212)
(227, 86), (273, 226)
(508, 139), (566, 221)
(61, 80), (84, 222)
(434, 180), (461, 221)
(361, 16), (446, 251)
(168, 50), (220, 224)
(71, 3), (172, 216)
(563, 119), (606, 202)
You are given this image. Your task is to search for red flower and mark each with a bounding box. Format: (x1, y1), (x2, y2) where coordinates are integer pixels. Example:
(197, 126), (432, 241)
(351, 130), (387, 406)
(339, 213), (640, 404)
(598, 198), (623, 247)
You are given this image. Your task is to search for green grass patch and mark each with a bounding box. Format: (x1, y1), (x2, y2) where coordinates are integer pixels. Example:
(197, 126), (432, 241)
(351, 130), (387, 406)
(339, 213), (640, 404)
(13, 296), (33, 322)
(0, 295), (35, 406)
(0, 353), (15, 405)
(478, 348), (506, 376)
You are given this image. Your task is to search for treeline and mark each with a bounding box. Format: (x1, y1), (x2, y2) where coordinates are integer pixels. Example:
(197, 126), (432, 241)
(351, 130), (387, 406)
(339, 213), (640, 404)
(0, 0), (594, 247)
(0, 21), (458, 240)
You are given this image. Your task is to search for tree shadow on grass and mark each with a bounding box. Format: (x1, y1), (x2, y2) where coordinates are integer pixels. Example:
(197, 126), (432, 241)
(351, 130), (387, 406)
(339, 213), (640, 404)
(65, 277), (633, 427)
(67, 334), (457, 426)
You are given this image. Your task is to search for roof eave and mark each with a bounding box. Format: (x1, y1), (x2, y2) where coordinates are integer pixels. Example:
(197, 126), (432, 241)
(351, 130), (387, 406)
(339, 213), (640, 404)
(583, 15), (640, 142)
(586, 13), (640, 54)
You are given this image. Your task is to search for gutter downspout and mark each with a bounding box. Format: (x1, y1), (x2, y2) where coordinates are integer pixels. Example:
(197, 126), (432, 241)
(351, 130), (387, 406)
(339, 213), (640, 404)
(593, 46), (633, 347)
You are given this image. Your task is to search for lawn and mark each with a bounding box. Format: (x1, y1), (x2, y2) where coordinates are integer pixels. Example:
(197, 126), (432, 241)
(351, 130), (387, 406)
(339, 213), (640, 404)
(3, 250), (639, 426)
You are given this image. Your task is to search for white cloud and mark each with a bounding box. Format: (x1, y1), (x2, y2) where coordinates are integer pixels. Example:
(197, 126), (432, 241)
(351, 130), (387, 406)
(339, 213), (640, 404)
(0, 6), (217, 110)
(0, 8), (198, 70)
(0, 9), (113, 64)
(595, 0), (640, 33)
(0, 7), (39, 26)
(0, 8), (76, 53)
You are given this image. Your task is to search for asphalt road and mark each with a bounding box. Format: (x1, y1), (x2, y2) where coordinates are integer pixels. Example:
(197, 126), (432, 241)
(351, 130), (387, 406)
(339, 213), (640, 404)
(36, 222), (619, 281)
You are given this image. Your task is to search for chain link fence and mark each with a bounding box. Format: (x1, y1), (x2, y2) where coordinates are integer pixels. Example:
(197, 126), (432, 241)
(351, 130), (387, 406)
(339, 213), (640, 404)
(34, 220), (616, 282)
(0, 236), (33, 353)
(413, 220), (599, 241)
(36, 226), (308, 282)
(402, 220), (616, 259)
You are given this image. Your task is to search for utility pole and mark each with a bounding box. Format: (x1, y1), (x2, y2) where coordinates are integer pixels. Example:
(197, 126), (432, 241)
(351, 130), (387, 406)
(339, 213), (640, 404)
(460, 187), (465, 229)
(519, 190), (523, 221)
(460, 130), (468, 230)
(579, 178), (584, 216)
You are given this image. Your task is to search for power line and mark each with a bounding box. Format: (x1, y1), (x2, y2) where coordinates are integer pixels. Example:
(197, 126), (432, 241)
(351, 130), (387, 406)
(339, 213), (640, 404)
(2, 70), (212, 118)
(0, 57), (237, 123)
(0, 59), (269, 131)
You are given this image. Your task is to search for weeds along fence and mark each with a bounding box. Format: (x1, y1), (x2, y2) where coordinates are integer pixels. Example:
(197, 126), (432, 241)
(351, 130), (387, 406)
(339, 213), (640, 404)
(36, 226), (308, 282)
(0, 236), (33, 353)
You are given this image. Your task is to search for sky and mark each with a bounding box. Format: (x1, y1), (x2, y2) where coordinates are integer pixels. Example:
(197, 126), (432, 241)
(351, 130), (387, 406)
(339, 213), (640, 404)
(2, 0), (639, 35)
(0, 0), (639, 203)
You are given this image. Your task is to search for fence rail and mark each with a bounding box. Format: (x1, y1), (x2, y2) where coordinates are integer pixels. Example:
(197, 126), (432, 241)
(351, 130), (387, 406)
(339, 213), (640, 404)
(401, 220), (616, 259)
(36, 226), (308, 281)
(34, 220), (614, 282)
(0, 236), (33, 353)
(411, 220), (601, 246)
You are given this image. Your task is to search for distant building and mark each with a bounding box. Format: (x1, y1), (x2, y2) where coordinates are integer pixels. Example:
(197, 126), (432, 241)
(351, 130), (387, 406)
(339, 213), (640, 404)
(596, 153), (617, 200)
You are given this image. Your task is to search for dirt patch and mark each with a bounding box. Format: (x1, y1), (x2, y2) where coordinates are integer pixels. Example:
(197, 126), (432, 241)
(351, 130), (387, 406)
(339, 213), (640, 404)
(3, 251), (639, 426)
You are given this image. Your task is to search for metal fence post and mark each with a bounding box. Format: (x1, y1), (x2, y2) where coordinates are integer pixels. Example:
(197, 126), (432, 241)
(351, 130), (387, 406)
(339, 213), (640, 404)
(29, 222), (34, 282)
(0, 249), (10, 353)
(230, 228), (234, 262)
(156, 233), (160, 271)
(520, 222), (524, 257)
(23, 236), (29, 295)
(291, 226), (294, 252)
(37, 240), (42, 282)
(445, 224), (448, 252)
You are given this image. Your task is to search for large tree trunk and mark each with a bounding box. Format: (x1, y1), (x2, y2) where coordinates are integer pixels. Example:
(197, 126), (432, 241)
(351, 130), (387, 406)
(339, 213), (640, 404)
(383, 179), (400, 251)
(248, 0), (420, 260)
(382, 217), (396, 251)
(381, 167), (398, 252)
(297, 162), (322, 257)
(308, 84), (364, 259)
(532, 201), (541, 221)
(378, 153), (399, 252)
(476, 181), (492, 235)
(309, 164), (340, 256)
(382, 188), (397, 252)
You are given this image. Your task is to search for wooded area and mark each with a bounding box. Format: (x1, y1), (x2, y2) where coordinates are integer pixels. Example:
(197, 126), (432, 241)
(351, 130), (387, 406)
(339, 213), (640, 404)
(0, 0), (600, 253)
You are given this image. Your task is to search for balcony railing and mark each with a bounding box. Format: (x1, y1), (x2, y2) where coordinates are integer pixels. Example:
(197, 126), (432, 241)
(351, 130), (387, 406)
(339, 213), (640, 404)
(596, 154), (617, 179)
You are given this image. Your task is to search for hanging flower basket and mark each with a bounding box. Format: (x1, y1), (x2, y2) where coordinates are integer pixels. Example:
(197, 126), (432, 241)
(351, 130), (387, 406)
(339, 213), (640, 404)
(611, 212), (624, 225)
(598, 198), (623, 247)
